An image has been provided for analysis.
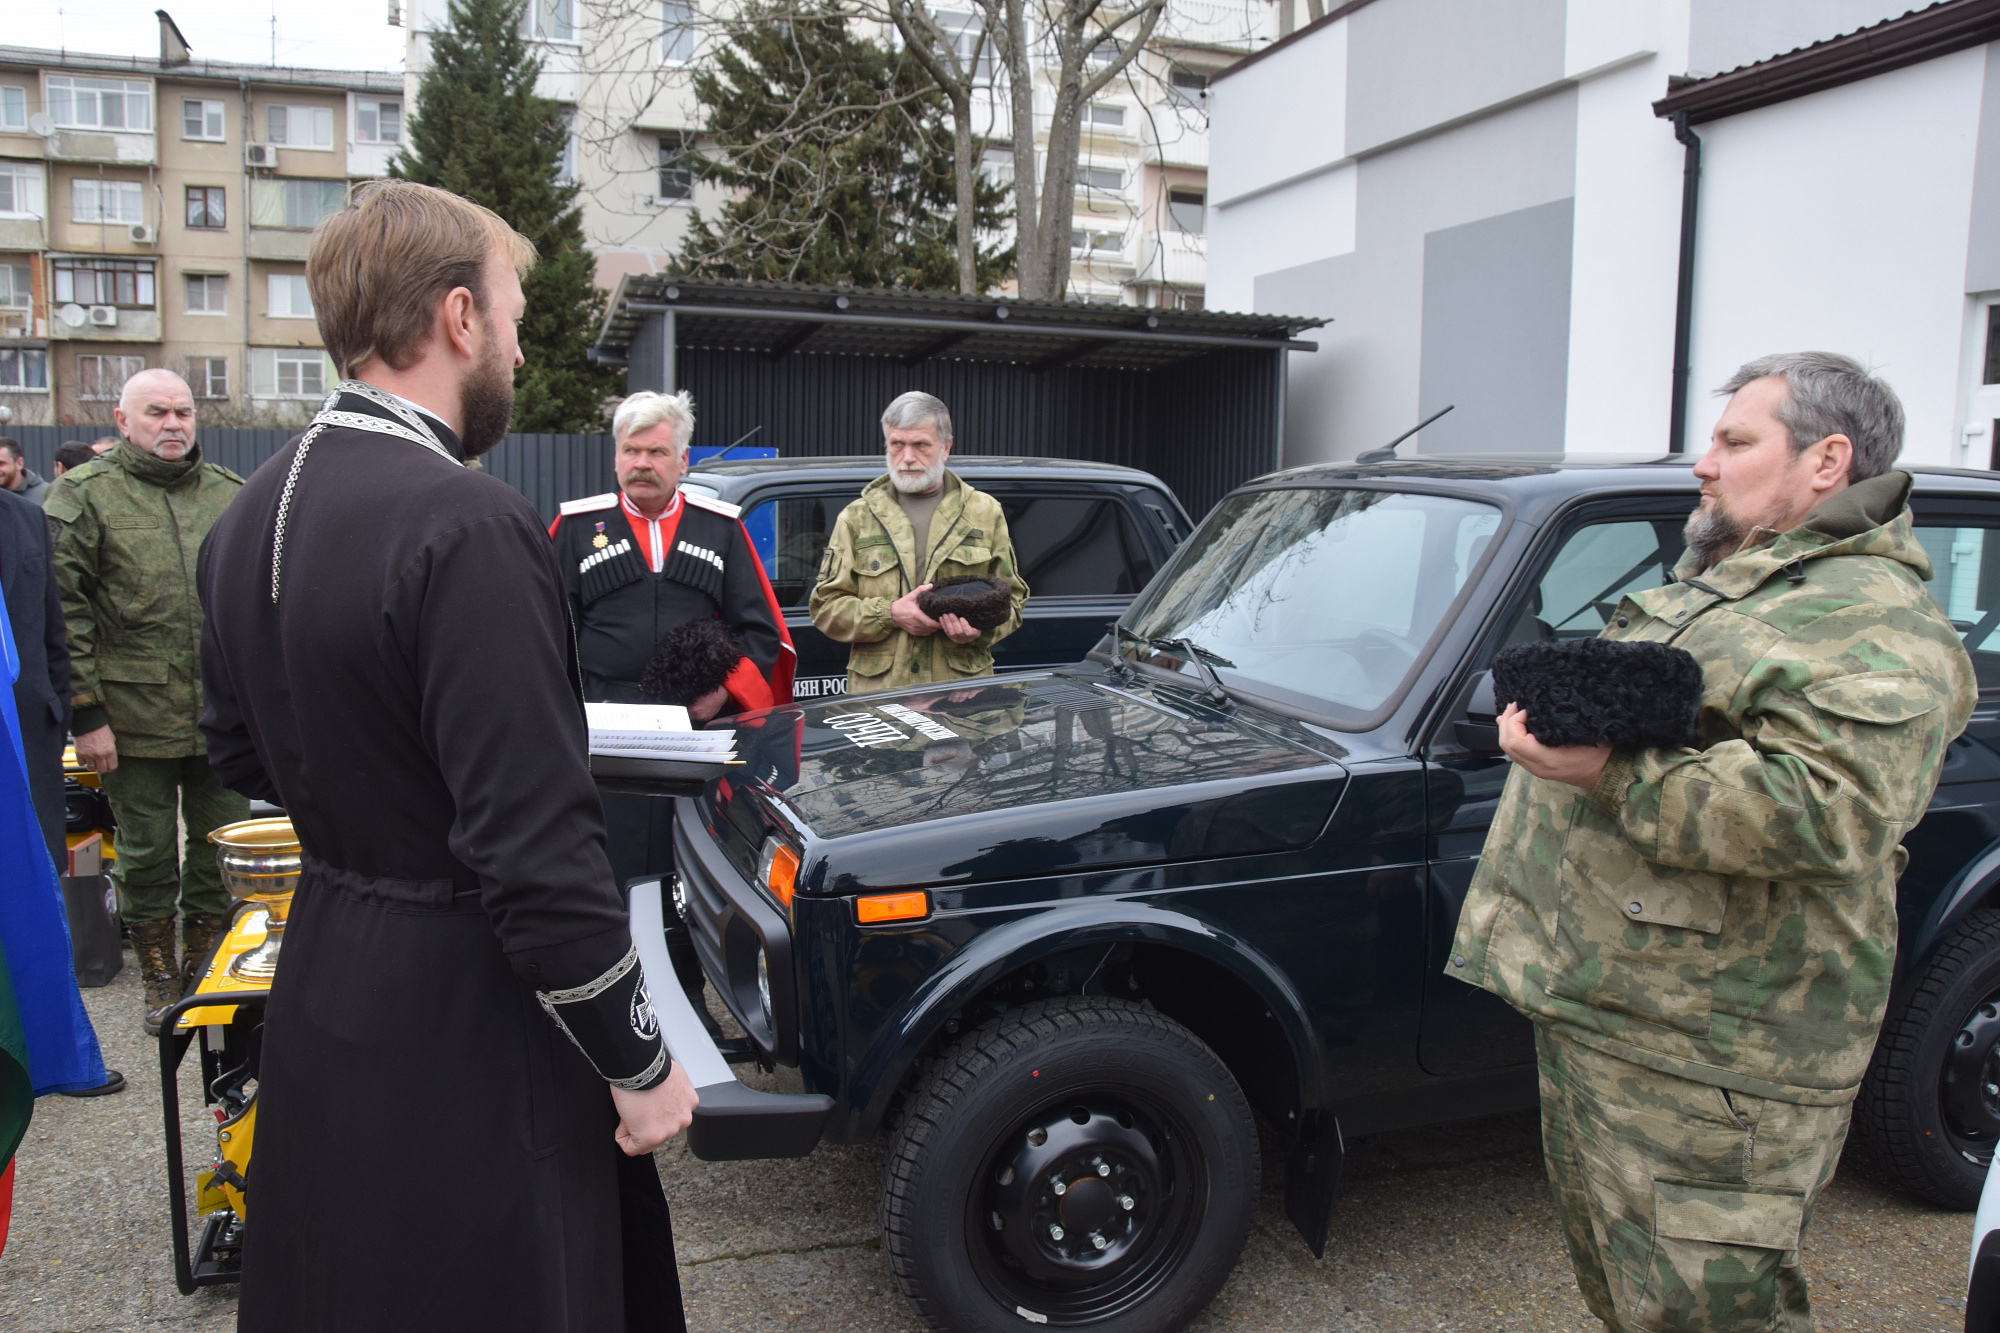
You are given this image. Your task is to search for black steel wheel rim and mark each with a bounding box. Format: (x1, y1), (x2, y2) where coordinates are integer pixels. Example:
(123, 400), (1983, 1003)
(1943, 990), (2000, 1166)
(965, 1089), (1205, 1326)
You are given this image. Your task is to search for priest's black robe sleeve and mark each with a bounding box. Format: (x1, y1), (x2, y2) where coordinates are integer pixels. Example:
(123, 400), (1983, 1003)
(197, 533), (281, 804)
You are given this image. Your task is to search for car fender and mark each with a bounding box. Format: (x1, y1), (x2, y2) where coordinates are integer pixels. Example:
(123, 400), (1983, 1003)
(842, 897), (1327, 1141)
(1909, 837), (2000, 973)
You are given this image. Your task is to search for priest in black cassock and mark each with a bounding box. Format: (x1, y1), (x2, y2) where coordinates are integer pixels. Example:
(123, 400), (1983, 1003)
(196, 180), (698, 1331)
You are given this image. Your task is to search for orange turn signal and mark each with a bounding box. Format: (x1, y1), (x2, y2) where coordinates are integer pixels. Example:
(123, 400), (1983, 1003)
(764, 844), (801, 910)
(856, 891), (929, 924)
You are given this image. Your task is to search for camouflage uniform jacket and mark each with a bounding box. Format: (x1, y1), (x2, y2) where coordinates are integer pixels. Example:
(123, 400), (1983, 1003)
(809, 470), (1029, 695)
(44, 441), (243, 756)
(1450, 471), (1976, 1104)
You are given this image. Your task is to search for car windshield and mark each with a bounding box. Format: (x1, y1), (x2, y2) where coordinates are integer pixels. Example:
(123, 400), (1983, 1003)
(1121, 487), (1502, 723)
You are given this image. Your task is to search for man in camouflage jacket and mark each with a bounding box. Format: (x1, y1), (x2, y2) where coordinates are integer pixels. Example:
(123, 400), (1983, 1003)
(45, 369), (248, 1032)
(1452, 353), (1976, 1333)
(810, 392), (1027, 695)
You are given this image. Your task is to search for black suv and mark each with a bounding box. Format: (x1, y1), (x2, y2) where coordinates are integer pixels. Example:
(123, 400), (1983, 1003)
(679, 456), (1191, 699)
(659, 457), (2000, 1332)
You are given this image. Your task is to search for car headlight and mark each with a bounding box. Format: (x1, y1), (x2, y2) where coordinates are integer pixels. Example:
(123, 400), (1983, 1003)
(755, 835), (801, 912)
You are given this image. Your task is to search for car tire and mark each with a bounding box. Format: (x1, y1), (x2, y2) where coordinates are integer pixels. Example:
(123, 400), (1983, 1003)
(881, 997), (1258, 1332)
(1858, 908), (2000, 1210)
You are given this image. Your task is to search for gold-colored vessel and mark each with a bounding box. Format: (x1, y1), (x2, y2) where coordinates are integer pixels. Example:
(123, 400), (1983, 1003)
(208, 817), (300, 982)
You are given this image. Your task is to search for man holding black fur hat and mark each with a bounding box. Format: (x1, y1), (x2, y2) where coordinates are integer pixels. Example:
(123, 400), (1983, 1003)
(810, 390), (1027, 695)
(550, 389), (793, 888)
(1451, 352), (1975, 1333)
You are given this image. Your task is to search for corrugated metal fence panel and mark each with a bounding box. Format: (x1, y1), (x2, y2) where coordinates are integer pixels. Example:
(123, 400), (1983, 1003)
(676, 345), (1278, 519)
(1, 425), (620, 524)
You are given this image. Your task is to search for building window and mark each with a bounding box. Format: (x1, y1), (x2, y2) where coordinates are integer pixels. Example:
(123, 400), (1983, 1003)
(185, 273), (227, 314)
(188, 356), (229, 399)
(0, 262), (28, 308)
(933, 11), (993, 83)
(182, 98), (226, 141)
(251, 177), (348, 229)
(1167, 69), (1208, 104)
(1086, 103), (1124, 128)
(526, 0), (578, 42)
(1076, 166), (1122, 193)
(48, 76), (153, 132)
(185, 185), (226, 229)
(71, 179), (145, 225)
(1167, 187), (1205, 234)
(0, 347), (47, 390)
(555, 109), (577, 186)
(268, 273), (314, 318)
(355, 99), (402, 144)
(661, 1), (696, 62)
(1986, 304), (2000, 386)
(265, 104), (334, 149)
(53, 259), (156, 308)
(0, 86), (25, 131)
(1086, 39), (1120, 65)
(658, 135), (693, 200)
(76, 353), (146, 400)
(251, 347), (331, 399)
(0, 162), (45, 219)
(980, 147), (1013, 185)
(1070, 228), (1124, 255)
(1174, 290), (1204, 312)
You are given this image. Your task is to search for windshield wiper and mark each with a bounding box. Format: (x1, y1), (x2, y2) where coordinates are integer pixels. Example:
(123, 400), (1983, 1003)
(1110, 624), (1234, 705)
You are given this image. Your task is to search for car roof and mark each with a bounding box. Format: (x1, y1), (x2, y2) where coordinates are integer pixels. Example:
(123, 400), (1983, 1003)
(684, 455), (1176, 503)
(1234, 453), (2000, 510)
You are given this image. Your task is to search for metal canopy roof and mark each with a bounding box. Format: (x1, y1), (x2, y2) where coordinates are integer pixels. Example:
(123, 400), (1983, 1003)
(593, 277), (1325, 373)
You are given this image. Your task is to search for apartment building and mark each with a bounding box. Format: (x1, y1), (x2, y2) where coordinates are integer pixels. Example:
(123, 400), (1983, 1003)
(401, 0), (1271, 306)
(0, 17), (401, 428)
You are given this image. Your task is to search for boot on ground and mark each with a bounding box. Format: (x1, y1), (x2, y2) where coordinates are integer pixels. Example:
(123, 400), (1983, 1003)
(130, 917), (179, 1036)
(179, 910), (231, 993)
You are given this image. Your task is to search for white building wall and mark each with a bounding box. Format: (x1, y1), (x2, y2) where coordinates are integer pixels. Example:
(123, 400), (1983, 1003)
(1685, 49), (1988, 464)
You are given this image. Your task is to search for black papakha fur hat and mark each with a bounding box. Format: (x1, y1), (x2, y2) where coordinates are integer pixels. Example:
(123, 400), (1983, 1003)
(642, 618), (743, 706)
(917, 575), (1013, 631)
(1491, 637), (1702, 750)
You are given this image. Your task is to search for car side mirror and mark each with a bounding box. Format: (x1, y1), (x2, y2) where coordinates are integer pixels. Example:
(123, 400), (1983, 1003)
(1453, 670), (1503, 755)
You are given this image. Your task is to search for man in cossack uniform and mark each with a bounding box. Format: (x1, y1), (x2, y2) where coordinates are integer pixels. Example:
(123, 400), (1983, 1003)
(550, 390), (794, 891)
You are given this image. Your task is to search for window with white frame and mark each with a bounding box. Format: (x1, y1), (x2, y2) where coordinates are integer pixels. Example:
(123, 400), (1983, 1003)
(182, 98), (225, 141)
(185, 272), (227, 314)
(933, 11), (993, 82)
(1070, 228), (1124, 255)
(266, 104), (334, 149)
(0, 348), (47, 391)
(268, 272), (314, 318)
(661, 1), (696, 62)
(48, 76), (152, 131)
(251, 177), (347, 228)
(1086, 103), (1124, 129)
(556, 109), (577, 186)
(355, 99), (401, 144)
(188, 356), (228, 399)
(76, 353), (145, 400)
(1167, 188), (1204, 234)
(53, 258), (155, 308)
(72, 178), (145, 225)
(0, 261), (29, 307)
(1086, 38), (1120, 65)
(1076, 166), (1122, 193)
(251, 347), (331, 399)
(0, 162), (45, 218)
(0, 86), (25, 131)
(1167, 69), (1208, 104)
(526, 0), (578, 42)
(980, 147), (1013, 185)
(657, 134), (692, 200)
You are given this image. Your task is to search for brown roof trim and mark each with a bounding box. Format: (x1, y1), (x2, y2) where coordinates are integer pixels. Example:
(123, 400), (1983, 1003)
(1653, 0), (2000, 125)
(1212, 0), (1383, 84)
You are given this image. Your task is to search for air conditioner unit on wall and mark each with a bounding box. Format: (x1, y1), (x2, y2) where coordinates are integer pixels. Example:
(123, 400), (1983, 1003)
(129, 224), (156, 244)
(87, 305), (117, 327)
(245, 142), (276, 168)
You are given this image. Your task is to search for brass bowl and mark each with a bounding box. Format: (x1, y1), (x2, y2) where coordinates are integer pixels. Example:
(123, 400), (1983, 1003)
(209, 817), (300, 982)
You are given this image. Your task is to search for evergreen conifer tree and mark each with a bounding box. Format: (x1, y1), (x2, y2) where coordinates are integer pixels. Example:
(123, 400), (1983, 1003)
(394, 0), (616, 430)
(675, 2), (1011, 290)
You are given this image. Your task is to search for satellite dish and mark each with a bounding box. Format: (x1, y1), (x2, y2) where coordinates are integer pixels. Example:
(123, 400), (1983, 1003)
(29, 111), (53, 137)
(57, 303), (87, 328)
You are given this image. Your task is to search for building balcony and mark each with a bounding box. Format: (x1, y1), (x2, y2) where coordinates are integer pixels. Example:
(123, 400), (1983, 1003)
(46, 129), (157, 166)
(46, 309), (162, 342)
(1134, 228), (1206, 289)
(0, 217), (47, 251)
(248, 228), (315, 262)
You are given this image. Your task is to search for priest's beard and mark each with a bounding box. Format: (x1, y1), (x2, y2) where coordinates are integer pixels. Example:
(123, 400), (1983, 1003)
(458, 329), (516, 457)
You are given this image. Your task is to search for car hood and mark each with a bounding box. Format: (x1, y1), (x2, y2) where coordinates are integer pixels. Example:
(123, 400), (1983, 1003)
(709, 673), (1349, 892)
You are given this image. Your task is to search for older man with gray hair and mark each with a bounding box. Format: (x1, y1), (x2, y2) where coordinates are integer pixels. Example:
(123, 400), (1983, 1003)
(45, 367), (248, 1033)
(810, 390), (1026, 695)
(549, 390), (793, 886)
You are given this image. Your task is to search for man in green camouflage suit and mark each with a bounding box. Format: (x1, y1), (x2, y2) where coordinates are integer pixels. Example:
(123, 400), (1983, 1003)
(1452, 352), (1977, 1332)
(45, 369), (248, 1033)
(810, 391), (1027, 696)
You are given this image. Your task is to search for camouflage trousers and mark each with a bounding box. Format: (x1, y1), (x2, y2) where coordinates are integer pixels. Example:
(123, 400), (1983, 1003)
(98, 753), (246, 924)
(1535, 1025), (1850, 1333)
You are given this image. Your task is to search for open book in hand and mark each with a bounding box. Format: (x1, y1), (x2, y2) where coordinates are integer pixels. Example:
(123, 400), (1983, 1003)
(585, 702), (737, 763)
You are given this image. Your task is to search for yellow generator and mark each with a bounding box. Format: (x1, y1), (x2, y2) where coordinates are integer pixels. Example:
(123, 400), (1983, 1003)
(158, 818), (295, 1291)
